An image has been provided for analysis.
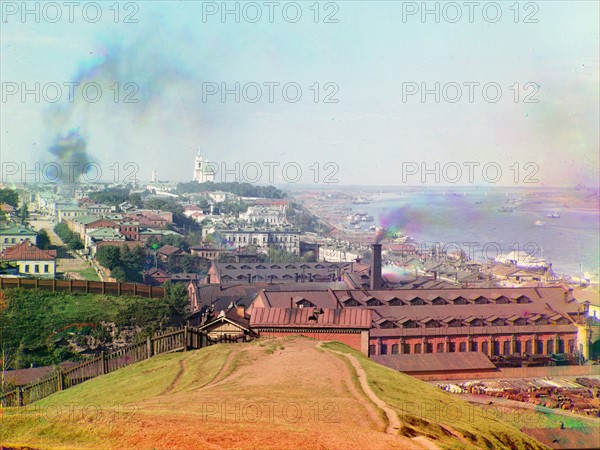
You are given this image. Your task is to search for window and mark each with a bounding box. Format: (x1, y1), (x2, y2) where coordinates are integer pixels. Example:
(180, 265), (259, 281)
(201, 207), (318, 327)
(436, 342), (444, 353)
(426, 343), (433, 353)
(474, 296), (489, 304)
(391, 344), (399, 354)
(431, 297), (447, 305)
(44, 265), (49, 273)
(492, 319), (505, 326)
(414, 343), (422, 354)
(380, 343), (388, 355)
(403, 343), (411, 354)
(296, 300), (314, 308)
(366, 299), (382, 306)
(516, 295), (530, 304)
(448, 319), (462, 327)
(402, 320), (418, 329)
(448, 342), (456, 353)
(568, 339), (575, 353)
(495, 296), (510, 304)
(24, 264), (29, 272)
(503, 340), (511, 355)
(380, 321), (395, 329)
(388, 299), (403, 306)
(515, 341), (522, 354)
(535, 340), (543, 354)
(459, 342), (467, 352)
(525, 341), (532, 354)
(546, 340), (554, 355)
(471, 341), (479, 352)
(425, 321), (440, 328)
(453, 297), (468, 305)
(369, 344), (376, 355)
(410, 298), (425, 305)
(470, 319), (484, 327)
(34, 265), (39, 273)
(482, 341), (489, 355)
(535, 318), (548, 326)
(514, 318), (527, 326)
(492, 341), (500, 356)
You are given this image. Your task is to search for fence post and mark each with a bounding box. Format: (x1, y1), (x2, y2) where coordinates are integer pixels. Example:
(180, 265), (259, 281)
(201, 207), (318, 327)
(100, 351), (106, 375)
(183, 326), (188, 351)
(117, 282), (121, 295)
(17, 386), (23, 407)
(57, 370), (64, 391)
(52, 278), (56, 292)
(85, 280), (89, 293)
(147, 336), (152, 359)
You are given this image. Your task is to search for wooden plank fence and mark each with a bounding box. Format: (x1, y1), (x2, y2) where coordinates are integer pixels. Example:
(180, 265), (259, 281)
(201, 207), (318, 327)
(0, 276), (165, 298)
(0, 326), (250, 407)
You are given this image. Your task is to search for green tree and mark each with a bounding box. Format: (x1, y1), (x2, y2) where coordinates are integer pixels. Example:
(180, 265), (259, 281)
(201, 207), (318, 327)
(68, 234), (83, 251)
(110, 266), (127, 282)
(37, 229), (51, 250)
(96, 246), (121, 270)
(0, 188), (19, 207)
(163, 281), (190, 326)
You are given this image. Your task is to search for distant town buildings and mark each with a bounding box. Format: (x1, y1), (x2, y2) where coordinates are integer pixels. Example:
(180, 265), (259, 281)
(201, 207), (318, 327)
(0, 224), (37, 251)
(217, 228), (301, 254)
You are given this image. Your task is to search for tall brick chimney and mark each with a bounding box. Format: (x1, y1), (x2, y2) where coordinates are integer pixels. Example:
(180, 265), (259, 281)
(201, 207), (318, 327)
(370, 243), (382, 290)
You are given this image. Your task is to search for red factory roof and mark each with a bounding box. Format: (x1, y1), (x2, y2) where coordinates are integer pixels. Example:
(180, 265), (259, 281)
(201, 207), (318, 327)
(0, 241), (56, 261)
(371, 352), (496, 373)
(250, 307), (372, 329)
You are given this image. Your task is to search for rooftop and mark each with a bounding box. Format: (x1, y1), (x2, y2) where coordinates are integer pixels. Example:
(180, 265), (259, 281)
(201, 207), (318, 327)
(0, 241), (56, 261)
(371, 352), (496, 373)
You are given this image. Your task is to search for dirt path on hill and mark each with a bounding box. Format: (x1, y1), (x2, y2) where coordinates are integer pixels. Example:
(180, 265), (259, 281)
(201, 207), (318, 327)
(321, 343), (441, 449)
(321, 344), (401, 434)
(161, 353), (193, 395)
(105, 339), (436, 449)
(324, 343), (387, 431)
(194, 347), (242, 391)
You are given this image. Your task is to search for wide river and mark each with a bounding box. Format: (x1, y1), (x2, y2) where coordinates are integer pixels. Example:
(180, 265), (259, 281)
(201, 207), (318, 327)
(336, 187), (599, 279)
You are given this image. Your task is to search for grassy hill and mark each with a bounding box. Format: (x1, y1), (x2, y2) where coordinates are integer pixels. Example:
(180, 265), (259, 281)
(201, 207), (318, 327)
(0, 287), (186, 369)
(0, 337), (552, 450)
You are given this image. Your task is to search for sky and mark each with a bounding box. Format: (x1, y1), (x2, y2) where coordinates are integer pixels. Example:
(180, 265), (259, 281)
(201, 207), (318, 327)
(1, 1), (599, 187)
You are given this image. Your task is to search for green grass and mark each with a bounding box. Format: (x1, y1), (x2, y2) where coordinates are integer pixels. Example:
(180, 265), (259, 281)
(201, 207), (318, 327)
(0, 289), (175, 368)
(0, 345), (232, 448)
(322, 342), (549, 450)
(69, 266), (101, 281)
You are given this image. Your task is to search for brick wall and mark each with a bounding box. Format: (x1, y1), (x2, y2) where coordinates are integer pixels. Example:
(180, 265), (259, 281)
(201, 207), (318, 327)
(259, 330), (363, 352)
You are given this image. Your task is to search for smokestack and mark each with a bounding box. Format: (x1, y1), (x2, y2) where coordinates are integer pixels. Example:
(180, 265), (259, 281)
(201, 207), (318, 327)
(370, 243), (382, 290)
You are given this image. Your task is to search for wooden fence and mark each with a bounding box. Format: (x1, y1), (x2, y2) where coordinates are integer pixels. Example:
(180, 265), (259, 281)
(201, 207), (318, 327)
(0, 277), (165, 298)
(0, 326), (250, 407)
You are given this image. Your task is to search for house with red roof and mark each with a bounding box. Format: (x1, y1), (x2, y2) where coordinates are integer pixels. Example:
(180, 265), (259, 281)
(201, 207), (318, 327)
(0, 240), (57, 277)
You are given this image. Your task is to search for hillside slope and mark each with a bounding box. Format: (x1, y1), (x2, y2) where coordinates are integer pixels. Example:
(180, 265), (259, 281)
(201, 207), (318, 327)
(1, 337), (548, 449)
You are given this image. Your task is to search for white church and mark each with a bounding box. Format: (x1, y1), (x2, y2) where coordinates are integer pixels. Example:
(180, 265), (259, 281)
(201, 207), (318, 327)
(193, 150), (216, 183)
